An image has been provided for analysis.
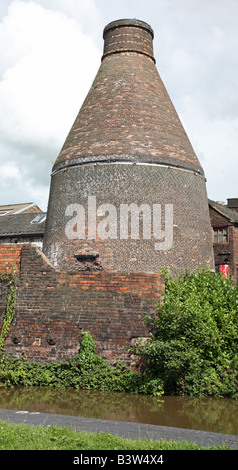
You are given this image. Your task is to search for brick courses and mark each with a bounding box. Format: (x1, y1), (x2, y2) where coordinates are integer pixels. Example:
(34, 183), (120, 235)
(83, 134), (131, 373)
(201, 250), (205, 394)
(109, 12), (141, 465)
(0, 19), (217, 364)
(53, 52), (204, 174)
(44, 164), (214, 274)
(209, 206), (238, 282)
(43, 19), (214, 274)
(102, 19), (155, 61)
(0, 244), (164, 363)
(0, 245), (21, 275)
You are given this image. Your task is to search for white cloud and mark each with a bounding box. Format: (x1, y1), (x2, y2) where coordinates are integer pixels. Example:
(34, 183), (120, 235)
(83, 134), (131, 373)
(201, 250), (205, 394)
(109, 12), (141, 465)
(155, 0), (238, 201)
(0, 0), (101, 209)
(1, 162), (21, 184)
(179, 93), (238, 198)
(0, 0), (237, 207)
(39, 0), (103, 38)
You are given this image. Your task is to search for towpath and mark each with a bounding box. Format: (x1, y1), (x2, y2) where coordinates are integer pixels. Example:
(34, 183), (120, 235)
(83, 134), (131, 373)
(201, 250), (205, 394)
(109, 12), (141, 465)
(0, 408), (237, 449)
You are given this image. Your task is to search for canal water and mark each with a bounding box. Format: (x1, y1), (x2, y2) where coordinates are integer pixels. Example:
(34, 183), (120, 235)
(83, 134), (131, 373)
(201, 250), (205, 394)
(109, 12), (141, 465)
(0, 387), (237, 435)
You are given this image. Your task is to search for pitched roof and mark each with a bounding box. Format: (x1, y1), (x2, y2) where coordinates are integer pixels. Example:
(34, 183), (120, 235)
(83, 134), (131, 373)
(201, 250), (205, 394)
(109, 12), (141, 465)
(0, 213), (46, 237)
(0, 203), (39, 215)
(208, 199), (238, 224)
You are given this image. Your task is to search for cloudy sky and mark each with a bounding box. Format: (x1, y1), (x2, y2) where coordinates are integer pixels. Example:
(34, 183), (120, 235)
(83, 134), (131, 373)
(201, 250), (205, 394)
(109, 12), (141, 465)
(0, 0), (237, 211)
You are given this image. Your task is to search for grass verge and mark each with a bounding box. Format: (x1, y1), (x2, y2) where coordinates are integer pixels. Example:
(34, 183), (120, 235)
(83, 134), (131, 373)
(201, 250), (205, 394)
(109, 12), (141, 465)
(0, 420), (232, 450)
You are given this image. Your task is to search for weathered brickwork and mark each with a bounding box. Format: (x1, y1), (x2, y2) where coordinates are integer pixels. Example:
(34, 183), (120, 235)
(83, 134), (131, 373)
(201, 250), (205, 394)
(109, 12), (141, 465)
(21, 205), (42, 214)
(0, 245), (22, 275)
(44, 164), (214, 274)
(102, 19), (155, 62)
(43, 19), (214, 274)
(209, 207), (238, 282)
(230, 226), (238, 282)
(0, 244), (164, 363)
(0, 19), (216, 364)
(53, 53), (203, 175)
(209, 207), (228, 227)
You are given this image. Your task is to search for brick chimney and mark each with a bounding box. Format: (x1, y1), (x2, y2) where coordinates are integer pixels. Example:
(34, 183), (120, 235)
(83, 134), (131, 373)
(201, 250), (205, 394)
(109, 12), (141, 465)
(227, 198), (238, 213)
(43, 19), (214, 273)
(102, 19), (155, 61)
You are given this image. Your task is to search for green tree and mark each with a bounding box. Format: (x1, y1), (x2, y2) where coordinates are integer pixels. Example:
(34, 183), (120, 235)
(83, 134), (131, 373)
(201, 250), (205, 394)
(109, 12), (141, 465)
(131, 269), (238, 397)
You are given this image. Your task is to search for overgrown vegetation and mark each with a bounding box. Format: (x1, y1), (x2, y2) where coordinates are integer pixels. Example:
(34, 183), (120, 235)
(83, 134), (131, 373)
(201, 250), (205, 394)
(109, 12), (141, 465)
(0, 273), (16, 359)
(130, 268), (238, 398)
(0, 269), (237, 398)
(0, 420), (232, 450)
(0, 331), (162, 395)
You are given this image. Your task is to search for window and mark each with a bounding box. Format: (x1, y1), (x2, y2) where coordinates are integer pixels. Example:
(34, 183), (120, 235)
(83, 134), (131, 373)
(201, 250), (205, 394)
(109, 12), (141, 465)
(0, 210), (11, 216)
(30, 214), (46, 224)
(213, 227), (228, 243)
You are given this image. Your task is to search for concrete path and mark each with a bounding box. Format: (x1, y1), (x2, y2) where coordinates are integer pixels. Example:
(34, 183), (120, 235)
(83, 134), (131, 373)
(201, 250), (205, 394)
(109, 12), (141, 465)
(0, 408), (237, 449)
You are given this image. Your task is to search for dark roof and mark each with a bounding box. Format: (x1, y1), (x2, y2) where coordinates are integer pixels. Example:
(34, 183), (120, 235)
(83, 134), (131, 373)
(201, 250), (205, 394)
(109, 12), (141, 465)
(208, 199), (238, 224)
(0, 213), (46, 237)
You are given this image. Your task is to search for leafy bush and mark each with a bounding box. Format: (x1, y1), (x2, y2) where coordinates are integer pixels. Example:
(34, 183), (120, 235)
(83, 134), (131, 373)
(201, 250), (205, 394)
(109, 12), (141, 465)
(130, 269), (238, 397)
(0, 332), (163, 396)
(1, 270), (237, 398)
(0, 273), (16, 358)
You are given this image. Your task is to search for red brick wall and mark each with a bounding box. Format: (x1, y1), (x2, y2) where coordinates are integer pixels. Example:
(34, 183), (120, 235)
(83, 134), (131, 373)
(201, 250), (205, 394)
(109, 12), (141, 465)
(0, 245), (22, 275)
(23, 205), (42, 214)
(229, 226), (238, 283)
(0, 244), (164, 363)
(209, 207), (229, 227)
(209, 207), (238, 282)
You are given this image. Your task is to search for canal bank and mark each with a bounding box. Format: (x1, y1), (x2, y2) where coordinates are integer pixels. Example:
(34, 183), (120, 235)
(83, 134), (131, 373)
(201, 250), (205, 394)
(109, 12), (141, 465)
(0, 408), (237, 449)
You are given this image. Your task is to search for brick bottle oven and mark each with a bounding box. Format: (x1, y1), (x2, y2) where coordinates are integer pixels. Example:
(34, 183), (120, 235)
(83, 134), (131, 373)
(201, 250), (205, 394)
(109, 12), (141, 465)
(43, 19), (214, 274)
(1, 19), (215, 364)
